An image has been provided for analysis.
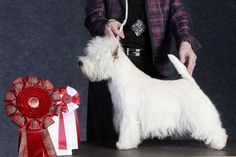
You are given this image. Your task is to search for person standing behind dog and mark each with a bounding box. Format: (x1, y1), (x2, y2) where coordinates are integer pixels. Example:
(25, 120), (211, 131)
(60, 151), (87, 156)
(85, 0), (201, 141)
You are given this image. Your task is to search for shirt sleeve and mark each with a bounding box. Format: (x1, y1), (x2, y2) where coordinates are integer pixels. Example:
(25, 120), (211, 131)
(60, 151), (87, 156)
(170, 0), (201, 52)
(84, 0), (108, 36)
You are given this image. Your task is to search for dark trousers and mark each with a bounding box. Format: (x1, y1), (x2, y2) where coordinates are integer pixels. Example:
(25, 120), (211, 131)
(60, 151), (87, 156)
(87, 48), (178, 141)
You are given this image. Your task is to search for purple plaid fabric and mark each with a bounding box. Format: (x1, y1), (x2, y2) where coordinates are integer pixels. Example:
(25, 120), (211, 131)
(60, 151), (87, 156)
(85, 0), (201, 76)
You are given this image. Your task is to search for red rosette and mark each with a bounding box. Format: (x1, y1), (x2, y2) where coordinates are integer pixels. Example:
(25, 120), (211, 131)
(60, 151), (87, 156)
(4, 76), (62, 157)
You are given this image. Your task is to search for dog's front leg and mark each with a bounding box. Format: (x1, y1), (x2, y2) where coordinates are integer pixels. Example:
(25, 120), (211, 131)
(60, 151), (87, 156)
(116, 114), (141, 150)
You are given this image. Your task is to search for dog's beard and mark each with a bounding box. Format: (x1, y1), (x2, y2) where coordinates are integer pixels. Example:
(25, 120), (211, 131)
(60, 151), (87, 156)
(80, 61), (111, 82)
(80, 66), (103, 82)
(81, 67), (96, 82)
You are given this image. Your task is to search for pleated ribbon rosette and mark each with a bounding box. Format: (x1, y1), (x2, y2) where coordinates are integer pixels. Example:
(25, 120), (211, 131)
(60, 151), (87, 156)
(4, 76), (62, 157)
(48, 86), (80, 156)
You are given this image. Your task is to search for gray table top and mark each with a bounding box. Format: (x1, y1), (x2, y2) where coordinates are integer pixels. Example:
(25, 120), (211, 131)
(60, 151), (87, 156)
(69, 140), (236, 157)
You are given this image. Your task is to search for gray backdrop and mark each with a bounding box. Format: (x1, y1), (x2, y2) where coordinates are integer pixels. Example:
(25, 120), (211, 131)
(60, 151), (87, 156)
(0, 0), (235, 156)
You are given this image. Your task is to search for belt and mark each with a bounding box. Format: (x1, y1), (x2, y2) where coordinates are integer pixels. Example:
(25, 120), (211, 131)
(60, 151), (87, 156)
(123, 47), (145, 57)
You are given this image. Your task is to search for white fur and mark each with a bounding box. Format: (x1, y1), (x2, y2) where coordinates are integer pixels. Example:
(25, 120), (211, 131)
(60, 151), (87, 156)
(78, 36), (228, 150)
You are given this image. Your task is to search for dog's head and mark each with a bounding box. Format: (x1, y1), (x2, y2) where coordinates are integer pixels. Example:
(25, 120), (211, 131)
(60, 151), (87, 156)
(78, 36), (121, 82)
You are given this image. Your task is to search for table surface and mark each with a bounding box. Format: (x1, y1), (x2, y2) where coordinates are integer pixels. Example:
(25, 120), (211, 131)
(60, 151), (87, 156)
(68, 140), (236, 157)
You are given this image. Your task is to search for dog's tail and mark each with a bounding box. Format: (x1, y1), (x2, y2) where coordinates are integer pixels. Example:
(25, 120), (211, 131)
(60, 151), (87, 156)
(168, 54), (196, 83)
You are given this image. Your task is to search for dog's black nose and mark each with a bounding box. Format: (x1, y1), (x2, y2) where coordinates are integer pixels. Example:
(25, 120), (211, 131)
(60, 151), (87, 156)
(77, 60), (83, 66)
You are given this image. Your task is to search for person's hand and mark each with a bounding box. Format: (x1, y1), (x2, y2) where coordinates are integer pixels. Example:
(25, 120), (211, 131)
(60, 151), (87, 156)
(179, 41), (197, 76)
(105, 19), (125, 39)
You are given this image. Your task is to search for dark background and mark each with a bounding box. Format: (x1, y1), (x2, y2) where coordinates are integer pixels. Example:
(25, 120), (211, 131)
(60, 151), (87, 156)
(0, 0), (235, 156)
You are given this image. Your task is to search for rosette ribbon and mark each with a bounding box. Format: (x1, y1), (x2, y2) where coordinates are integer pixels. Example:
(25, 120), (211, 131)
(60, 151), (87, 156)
(4, 76), (62, 157)
(48, 86), (80, 156)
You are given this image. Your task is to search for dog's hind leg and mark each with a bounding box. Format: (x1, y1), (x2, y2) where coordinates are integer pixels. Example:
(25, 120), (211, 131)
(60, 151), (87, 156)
(206, 127), (228, 150)
(116, 115), (141, 150)
(191, 125), (227, 150)
(188, 107), (228, 150)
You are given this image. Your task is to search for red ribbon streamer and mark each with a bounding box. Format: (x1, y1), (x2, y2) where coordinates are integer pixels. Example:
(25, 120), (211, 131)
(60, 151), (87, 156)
(58, 112), (67, 149)
(74, 110), (81, 146)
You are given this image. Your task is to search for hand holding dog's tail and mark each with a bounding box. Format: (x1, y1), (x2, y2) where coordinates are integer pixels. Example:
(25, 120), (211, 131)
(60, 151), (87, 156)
(168, 54), (196, 84)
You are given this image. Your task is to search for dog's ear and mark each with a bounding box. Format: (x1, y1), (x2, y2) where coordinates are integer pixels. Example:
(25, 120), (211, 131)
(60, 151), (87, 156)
(112, 45), (119, 59)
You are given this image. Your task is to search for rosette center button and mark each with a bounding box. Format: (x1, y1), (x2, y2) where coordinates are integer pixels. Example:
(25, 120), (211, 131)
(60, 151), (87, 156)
(62, 94), (72, 104)
(28, 97), (40, 109)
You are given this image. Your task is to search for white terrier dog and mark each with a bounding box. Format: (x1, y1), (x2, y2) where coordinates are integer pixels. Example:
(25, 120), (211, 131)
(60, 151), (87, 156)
(78, 36), (227, 150)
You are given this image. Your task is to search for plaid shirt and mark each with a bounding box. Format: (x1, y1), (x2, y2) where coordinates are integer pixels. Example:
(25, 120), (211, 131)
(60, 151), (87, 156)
(85, 0), (201, 76)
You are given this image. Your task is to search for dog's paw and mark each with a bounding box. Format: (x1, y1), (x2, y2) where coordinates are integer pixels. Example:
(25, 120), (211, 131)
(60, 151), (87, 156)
(116, 141), (138, 150)
(209, 134), (228, 150)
